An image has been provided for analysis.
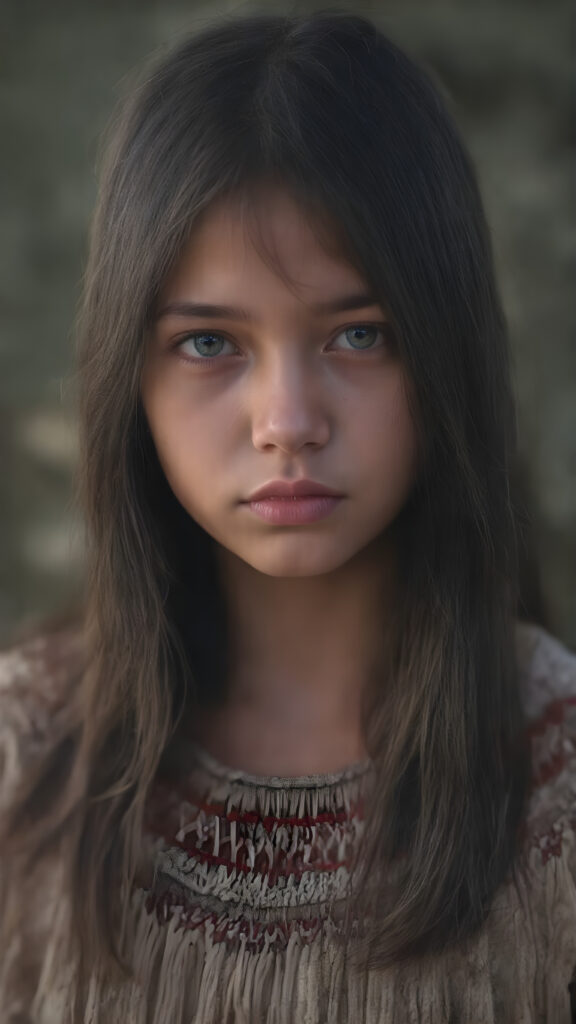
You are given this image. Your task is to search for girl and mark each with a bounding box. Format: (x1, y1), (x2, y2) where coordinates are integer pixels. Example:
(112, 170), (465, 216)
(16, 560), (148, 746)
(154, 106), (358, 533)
(1, 10), (575, 1023)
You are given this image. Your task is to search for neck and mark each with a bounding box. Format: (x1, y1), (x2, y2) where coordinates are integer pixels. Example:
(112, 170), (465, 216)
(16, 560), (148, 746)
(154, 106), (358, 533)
(189, 533), (396, 775)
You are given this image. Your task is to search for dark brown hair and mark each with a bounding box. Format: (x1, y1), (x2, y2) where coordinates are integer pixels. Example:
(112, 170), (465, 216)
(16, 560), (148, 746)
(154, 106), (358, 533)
(0, 7), (532, 1006)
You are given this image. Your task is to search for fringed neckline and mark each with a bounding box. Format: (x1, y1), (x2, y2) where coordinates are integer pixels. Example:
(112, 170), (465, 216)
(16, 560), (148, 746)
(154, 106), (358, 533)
(187, 738), (374, 789)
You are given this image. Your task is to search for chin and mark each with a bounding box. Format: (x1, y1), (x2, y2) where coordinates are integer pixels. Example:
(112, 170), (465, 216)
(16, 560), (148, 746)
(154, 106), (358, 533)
(236, 544), (359, 579)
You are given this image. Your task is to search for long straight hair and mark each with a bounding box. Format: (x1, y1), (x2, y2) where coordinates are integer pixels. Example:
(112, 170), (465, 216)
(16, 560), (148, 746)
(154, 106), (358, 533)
(0, 7), (531, 999)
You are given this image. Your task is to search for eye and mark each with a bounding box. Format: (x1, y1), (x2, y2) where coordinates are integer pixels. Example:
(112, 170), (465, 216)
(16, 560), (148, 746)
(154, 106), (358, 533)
(172, 322), (393, 365)
(331, 324), (389, 352)
(176, 332), (236, 360)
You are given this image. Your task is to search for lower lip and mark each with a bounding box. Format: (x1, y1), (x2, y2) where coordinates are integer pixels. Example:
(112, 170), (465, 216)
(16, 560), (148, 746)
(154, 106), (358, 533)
(245, 496), (343, 525)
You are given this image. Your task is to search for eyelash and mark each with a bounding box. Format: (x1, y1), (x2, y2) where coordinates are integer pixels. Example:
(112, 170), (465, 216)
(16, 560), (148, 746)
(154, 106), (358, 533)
(172, 323), (392, 366)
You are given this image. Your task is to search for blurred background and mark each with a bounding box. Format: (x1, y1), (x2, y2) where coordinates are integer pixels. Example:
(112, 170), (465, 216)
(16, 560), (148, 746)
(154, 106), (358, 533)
(1, 0), (574, 649)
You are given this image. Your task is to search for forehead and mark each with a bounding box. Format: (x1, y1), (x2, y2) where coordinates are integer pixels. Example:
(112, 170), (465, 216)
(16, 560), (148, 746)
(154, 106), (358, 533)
(163, 185), (366, 301)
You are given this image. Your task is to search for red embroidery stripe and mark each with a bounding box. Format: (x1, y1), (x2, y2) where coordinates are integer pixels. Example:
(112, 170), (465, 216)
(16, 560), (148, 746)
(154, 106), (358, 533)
(525, 695), (576, 740)
(175, 794), (366, 827)
(531, 828), (565, 866)
(145, 791), (366, 839)
(199, 802), (364, 827)
(523, 695), (576, 790)
(171, 839), (352, 878)
(535, 750), (569, 786)
(145, 885), (324, 948)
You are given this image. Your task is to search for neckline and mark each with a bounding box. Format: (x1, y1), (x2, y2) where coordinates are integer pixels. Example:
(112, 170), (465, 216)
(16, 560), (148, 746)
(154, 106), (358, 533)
(188, 739), (374, 789)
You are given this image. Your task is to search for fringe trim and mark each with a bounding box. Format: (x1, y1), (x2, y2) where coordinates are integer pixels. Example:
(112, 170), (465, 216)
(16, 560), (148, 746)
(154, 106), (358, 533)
(154, 844), (358, 910)
(144, 752), (373, 920)
(22, 827), (576, 1023)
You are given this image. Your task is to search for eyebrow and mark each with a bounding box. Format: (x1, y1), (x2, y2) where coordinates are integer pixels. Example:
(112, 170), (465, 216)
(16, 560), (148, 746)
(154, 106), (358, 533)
(153, 292), (381, 322)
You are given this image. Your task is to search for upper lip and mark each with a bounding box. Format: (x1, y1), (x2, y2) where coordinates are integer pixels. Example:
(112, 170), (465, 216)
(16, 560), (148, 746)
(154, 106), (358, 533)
(246, 479), (344, 501)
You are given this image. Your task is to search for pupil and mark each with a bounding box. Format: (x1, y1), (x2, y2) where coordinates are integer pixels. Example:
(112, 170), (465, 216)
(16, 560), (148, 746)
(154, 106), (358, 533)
(347, 326), (374, 348)
(195, 334), (222, 356)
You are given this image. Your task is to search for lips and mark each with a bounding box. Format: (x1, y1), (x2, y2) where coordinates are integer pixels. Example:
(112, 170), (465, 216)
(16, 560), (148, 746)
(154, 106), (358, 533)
(246, 478), (344, 501)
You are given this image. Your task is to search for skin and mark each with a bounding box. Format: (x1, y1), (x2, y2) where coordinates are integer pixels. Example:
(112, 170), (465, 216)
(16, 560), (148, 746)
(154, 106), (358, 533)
(141, 185), (419, 775)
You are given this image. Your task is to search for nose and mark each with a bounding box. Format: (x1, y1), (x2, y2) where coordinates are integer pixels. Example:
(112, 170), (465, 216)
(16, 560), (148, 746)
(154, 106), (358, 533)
(250, 354), (331, 455)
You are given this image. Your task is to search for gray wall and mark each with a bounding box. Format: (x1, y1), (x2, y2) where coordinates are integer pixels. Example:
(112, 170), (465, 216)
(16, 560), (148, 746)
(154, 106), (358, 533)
(2, 0), (574, 647)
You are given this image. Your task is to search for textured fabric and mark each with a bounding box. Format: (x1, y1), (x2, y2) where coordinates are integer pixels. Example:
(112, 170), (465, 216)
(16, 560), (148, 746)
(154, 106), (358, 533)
(1, 621), (576, 1022)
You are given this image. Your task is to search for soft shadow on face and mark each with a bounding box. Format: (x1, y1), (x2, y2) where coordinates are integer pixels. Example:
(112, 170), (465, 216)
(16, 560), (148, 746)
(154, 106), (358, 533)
(141, 184), (419, 581)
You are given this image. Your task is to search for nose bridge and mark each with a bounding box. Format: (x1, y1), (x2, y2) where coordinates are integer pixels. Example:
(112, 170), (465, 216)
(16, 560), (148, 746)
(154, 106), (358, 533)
(250, 342), (329, 451)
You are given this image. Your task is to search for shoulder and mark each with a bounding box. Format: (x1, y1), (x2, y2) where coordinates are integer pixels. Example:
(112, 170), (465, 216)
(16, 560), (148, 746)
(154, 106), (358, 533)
(0, 628), (87, 1017)
(514, 620), (576, 847)
(515, 619), (576, 718)
(0, 626), (86, 812)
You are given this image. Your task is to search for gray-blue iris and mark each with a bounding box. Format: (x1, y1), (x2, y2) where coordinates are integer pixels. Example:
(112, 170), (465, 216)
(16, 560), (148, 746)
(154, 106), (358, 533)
(346, 326), (377, 349)
(193, 334), (225, 357)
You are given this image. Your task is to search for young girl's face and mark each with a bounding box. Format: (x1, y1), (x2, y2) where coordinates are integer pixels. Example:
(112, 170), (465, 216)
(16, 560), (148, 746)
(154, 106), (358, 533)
(141, 186), (418, 578)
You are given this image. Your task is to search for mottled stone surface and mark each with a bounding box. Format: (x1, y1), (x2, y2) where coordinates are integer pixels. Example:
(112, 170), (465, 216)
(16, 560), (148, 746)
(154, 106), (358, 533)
(1, 0), (574, 646)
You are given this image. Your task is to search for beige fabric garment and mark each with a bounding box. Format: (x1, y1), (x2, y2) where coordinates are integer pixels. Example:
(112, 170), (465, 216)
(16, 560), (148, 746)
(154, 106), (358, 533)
(1, 620), (576, 1023)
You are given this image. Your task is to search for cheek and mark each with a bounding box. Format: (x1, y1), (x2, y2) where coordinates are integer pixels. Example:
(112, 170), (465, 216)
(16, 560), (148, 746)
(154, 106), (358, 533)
(352, 377), (418, 477)
(143, 369), (236, 459)
(142, 384), (243, 538)
(142, 384), (205, 496)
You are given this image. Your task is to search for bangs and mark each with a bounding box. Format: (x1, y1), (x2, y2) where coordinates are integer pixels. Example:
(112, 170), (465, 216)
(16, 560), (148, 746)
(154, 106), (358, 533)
(189, 174), (369, 309)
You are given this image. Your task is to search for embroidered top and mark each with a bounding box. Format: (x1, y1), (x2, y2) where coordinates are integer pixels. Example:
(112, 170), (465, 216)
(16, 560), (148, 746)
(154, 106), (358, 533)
(1, 620), (576, 1022)
(144, 739), (372, 932)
